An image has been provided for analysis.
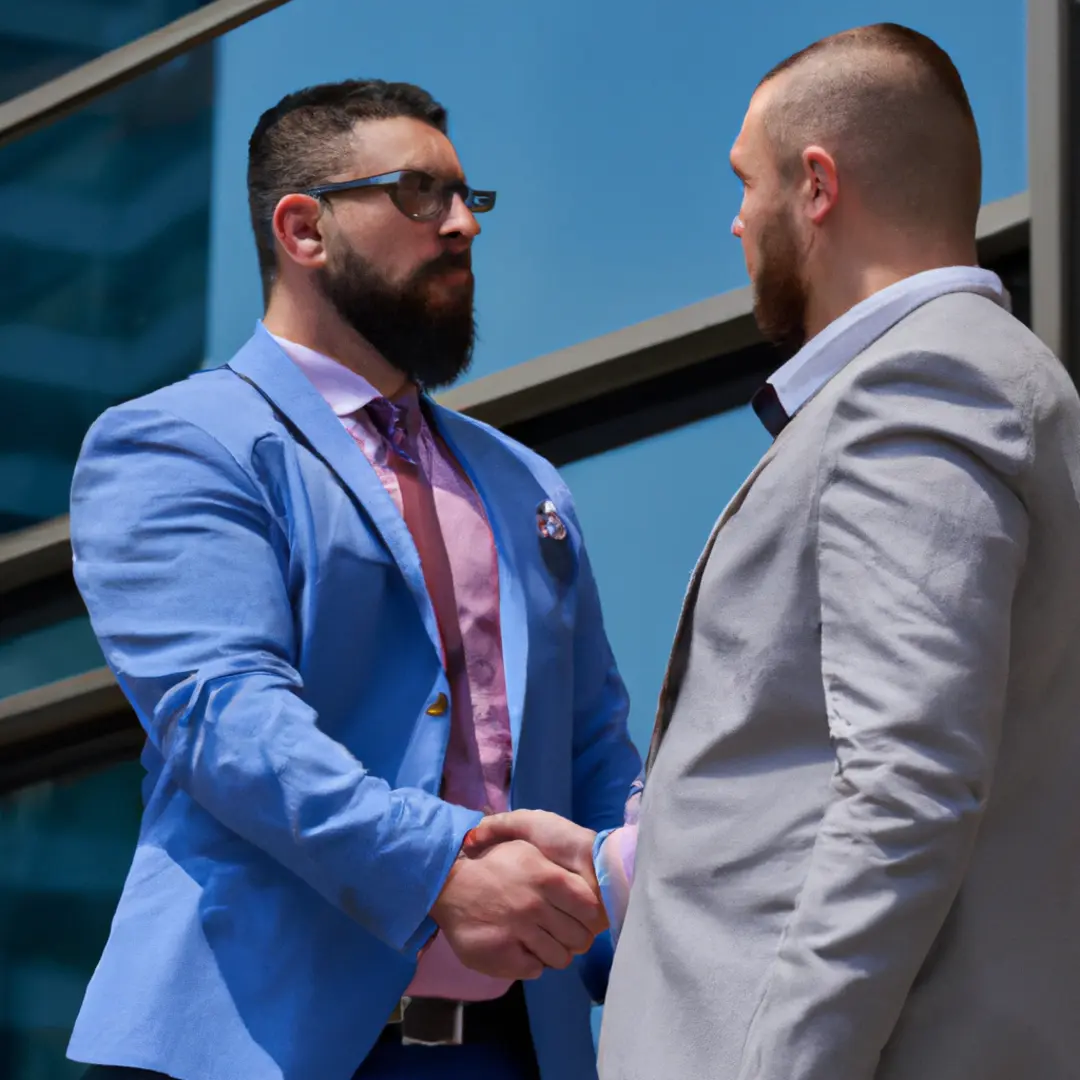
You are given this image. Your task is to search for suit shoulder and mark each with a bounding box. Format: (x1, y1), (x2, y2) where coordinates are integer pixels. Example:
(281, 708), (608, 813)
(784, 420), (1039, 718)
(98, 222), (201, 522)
(87, 365), (278, 461)
(816, 295), (1047, 479)
(880, 292), (1058, 403)
(827, 293), (1055, 419)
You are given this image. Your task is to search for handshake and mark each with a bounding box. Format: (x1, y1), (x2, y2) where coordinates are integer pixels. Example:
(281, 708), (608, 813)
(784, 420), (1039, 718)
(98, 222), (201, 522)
(429, 811), (606, 981)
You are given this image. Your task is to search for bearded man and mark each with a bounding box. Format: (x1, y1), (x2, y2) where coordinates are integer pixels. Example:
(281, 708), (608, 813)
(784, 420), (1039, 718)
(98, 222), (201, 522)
(65, 79), (639, 1080)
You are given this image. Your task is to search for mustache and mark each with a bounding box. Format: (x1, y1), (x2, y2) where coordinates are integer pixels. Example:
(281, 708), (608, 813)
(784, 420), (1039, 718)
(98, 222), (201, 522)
(418, 249), (472, 278)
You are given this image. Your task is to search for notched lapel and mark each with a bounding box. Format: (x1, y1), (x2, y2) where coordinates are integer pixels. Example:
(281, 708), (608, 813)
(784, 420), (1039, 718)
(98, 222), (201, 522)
(227, 329), (443, 661)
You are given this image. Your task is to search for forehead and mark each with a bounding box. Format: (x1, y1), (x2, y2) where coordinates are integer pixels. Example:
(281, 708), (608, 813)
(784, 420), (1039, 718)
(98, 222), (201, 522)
(341, 115), (464, 180)
(731, 82), (777, 166)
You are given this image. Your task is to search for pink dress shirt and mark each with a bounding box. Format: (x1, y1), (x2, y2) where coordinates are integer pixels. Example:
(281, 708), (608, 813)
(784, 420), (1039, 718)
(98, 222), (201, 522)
(269, 331), (513, 1001)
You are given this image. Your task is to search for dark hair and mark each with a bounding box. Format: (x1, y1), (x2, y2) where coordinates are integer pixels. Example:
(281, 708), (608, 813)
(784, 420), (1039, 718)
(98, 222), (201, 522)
(757, 24), (981, 233)
(247, 79), (448, 301)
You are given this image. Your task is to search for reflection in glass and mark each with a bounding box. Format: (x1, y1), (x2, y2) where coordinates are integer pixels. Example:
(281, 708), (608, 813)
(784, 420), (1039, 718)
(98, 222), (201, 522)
(0, 617), (104, 700)
(0, 38), (214, 534)
(0, 1), (218, 102)
(0, 761), (143, 1079)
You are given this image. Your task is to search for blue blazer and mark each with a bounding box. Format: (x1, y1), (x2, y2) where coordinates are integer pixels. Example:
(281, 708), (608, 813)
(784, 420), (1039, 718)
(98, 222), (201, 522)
(66, 328), (640, 1080)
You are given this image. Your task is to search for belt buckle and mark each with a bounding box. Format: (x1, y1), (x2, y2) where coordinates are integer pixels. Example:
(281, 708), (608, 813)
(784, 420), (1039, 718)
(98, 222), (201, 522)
(398, 996), (464, 1047)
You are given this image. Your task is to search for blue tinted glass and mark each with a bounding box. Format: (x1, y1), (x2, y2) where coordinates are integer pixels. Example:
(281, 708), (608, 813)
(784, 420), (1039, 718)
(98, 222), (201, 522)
(0, 617), (104, 700)
(562, 407), (773, 753)
(0, 760), (143, 1079)
(0, 2), (218, 102)
(207, 0), (1024, 380)
(0, 44), (213, 534)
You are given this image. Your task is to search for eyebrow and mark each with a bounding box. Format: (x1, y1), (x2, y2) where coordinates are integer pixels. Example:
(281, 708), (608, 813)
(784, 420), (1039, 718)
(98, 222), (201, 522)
(399, 159), (466, 183)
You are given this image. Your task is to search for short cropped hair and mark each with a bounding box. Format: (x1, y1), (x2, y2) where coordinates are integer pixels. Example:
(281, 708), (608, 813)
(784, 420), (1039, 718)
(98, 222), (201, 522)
(247, 79), (448, 299)
(758, 24), (981, 235)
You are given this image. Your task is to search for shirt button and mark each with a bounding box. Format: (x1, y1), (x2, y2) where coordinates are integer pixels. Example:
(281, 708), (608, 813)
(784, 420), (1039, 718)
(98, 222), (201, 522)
(426, 693), (449, 716)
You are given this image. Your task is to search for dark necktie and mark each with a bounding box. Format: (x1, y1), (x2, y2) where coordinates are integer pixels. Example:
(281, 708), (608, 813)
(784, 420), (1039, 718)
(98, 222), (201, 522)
(751, 382), (791, 438)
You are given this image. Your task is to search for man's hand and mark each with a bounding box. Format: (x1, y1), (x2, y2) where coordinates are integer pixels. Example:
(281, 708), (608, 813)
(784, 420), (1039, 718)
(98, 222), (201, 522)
(463, 810), (600, 896)
(431, 839), (606, 981)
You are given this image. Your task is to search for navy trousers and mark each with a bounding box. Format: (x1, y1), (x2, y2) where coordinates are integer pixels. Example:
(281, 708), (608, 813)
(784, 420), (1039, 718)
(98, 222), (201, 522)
(82, 1038), (540, 1079)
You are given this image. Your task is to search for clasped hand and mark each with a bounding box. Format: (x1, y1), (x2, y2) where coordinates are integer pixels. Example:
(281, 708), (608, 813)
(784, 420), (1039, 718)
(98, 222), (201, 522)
(429, 811), (604, 981)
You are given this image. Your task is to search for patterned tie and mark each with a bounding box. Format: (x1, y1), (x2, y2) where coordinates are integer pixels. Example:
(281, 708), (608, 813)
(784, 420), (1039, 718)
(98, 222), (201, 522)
(366, 395), (419, 465)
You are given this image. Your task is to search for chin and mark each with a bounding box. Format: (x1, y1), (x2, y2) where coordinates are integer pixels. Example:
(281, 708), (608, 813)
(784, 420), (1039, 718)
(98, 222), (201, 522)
(426, 283), (473, 311)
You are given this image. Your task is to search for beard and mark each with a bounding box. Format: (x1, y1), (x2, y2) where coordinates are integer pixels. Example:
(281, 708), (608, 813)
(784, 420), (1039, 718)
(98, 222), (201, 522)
(315, 239), (476, 390)
(751, 207), (808, 353)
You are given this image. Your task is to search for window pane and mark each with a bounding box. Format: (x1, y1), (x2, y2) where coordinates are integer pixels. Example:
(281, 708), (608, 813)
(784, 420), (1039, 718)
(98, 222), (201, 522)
(0, 617), (104, 700)
(0, 1), (218, 102)
(0, 44), (213, 534)
(561, 406), (773, 753)
(0, 760), (143, 1079)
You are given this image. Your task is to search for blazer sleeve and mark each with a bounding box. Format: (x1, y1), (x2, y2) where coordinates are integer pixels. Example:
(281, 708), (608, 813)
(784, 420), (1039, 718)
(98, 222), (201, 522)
(736, 354), (1032, 1079)
(70, 405), (481, 957)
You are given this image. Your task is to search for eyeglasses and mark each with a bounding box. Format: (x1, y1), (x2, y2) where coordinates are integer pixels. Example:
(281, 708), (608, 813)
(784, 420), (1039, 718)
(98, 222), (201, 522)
(304, 169), (496, 222)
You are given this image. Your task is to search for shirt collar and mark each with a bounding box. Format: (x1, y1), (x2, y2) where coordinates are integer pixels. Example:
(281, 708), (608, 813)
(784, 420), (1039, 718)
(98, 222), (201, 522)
(264, 325), (383, 418)
(757, 265), (1008, 434)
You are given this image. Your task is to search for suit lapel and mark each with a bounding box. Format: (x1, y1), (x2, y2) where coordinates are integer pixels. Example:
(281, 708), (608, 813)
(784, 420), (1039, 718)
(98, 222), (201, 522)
(645, 437), (785, 772)
(429, 406), (530, 764)
(227, 329), (443, 662)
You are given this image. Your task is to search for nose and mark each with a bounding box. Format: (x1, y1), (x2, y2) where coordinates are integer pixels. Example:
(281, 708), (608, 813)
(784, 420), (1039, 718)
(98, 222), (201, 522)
(440, 192), (481, 243)
(731, 214), (745, 238)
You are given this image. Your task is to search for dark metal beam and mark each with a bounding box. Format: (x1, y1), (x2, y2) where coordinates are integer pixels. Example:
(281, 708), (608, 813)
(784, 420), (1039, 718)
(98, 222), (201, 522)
(0, 515), (73, 594)
(0, 668), (141, 795)
(0, 0), (294, 149)
(439, 191), (1032, 430)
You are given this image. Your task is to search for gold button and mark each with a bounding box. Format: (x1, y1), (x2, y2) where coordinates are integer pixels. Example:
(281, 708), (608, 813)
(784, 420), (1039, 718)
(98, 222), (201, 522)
(426, 693), (449, 716)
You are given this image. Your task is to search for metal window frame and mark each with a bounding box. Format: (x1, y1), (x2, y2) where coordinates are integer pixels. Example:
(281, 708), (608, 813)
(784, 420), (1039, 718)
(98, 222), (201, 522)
(0, 670), (141, 795)
(439, 191), (1032, 430)
(1028, 0), (1079, 377)
(0, 0), (294, 149)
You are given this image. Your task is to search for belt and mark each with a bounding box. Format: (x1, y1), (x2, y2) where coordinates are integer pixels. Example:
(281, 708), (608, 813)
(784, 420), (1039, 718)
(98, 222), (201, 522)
(380, 981), (532, 1048)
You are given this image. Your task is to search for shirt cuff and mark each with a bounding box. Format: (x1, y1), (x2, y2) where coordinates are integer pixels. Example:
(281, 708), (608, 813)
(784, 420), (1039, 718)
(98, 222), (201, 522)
(594, 825), (636, 946)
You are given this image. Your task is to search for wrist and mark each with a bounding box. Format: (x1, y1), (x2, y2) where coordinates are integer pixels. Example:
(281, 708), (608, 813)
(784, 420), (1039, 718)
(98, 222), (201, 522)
(430, 829), (476, 927)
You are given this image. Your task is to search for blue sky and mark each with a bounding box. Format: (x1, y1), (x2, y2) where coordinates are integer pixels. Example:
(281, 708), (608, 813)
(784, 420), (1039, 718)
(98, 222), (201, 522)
(208, 0), (1026, 748)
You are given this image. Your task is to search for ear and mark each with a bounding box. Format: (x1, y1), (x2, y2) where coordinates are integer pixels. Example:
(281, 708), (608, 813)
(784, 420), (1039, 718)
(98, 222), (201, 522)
(800, 146), (838, 226)
(273, 193), (329, 270)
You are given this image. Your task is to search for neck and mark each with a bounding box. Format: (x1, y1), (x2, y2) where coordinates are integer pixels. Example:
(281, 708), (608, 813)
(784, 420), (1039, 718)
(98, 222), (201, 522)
(802, 236), (979, 343)
(263, 285), (410, 399)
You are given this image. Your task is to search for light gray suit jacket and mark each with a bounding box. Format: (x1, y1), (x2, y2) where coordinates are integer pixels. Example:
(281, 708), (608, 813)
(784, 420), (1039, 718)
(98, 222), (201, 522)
(599, 292), (1080, 1079)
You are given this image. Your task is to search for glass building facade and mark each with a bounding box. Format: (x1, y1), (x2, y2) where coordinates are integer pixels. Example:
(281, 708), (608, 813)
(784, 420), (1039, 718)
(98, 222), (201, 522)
(0, 34), (213, 535)
(1, 4), (215, 1073)
(0, 0), (1063, 1075)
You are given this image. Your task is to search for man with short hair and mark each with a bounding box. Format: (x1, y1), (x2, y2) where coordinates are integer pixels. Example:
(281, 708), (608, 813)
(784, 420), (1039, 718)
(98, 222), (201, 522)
(472, 23), (1080, 1080)
(66, 79), (639, 1080)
